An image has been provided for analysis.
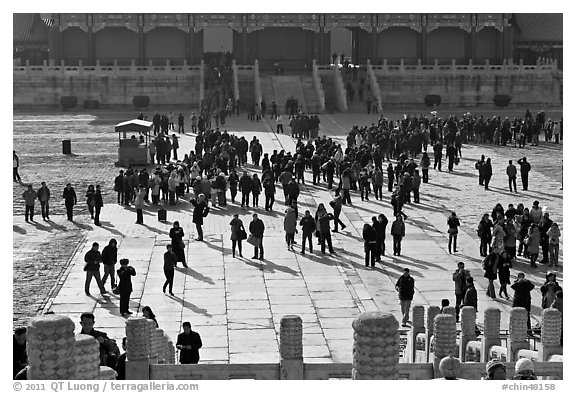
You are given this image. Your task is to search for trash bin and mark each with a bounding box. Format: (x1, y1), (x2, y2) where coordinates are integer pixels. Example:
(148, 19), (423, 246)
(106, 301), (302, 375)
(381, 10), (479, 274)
(62, 139), (71, 154)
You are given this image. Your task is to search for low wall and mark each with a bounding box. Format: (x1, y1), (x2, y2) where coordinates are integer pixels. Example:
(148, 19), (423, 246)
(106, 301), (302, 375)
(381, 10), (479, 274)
(13, 65), (202, 109)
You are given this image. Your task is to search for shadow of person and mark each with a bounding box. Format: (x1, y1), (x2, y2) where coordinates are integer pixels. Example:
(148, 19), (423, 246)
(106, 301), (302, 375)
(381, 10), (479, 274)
(169, 295), (212, 317)
(13, 225), (26, 234)
(97, 221), (124, 237)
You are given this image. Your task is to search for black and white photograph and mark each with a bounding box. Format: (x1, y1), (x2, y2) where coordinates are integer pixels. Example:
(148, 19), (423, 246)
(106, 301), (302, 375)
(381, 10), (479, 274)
(9, 3), (567, 386)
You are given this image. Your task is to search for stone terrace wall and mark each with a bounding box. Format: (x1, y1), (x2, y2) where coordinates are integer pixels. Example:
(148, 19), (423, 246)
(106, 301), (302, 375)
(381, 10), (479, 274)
(13, 64), (203, 108)
(372, 61), (562, 107)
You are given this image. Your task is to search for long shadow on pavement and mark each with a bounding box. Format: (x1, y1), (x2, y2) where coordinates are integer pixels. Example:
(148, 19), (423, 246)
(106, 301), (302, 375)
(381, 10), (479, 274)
(46, 220), (68, 231)
(393, 255), (449, 271)
(242, 258), (300, 276)
(175, 266), (215, 284)
(13, 225), (27, 234)
(73, 221), (93, 231)
(98, 221), (124, 237)
(169, 295), (212, 317)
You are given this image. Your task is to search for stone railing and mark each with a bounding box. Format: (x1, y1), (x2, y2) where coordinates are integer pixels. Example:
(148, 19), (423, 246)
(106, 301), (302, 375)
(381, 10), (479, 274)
(254, 59), (262, 106)
(13, 59), (205, 76)
(311, 60), (326, 113)
(23, 307), (562, 381)
(370, 58), (558, 76)
(231, 59), (240, 101)
(333, 65), (348, 113)
(366, 59), (383, 113)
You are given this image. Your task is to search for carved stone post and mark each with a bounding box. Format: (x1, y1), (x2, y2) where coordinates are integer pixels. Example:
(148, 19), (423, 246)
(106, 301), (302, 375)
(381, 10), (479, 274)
(508, 307), (529, 361)
(459, 306), (476, 361)
(432, 314), (457, 378)
(407, 304), (425, 362)
(27, 315), (76, 379)
(125, 316), (150, 380)
(74, 334), (100, 379)
(442, 305), (457, 319)
(279, 315), (303, 380)
(481, 307), (500, 362)
(96, 366), (118, 380)
(352, 311), (399, 380)
(540, 308), (563, 361)
(425, 305), (440, 362)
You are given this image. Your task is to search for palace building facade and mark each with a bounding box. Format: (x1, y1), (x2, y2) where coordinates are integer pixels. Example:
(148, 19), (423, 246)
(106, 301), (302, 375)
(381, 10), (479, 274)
(14, 13), (562, 69)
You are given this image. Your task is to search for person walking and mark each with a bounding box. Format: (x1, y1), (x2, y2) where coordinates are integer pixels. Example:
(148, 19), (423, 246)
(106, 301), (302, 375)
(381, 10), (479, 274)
(299, 210), (316, 255)
(452, 261), (471, 322)
(134, 185), (146, 225)
(176, 322), (202, 364)
(329, 192), (346, 232)
(518, 157), (531, 191)
(163, 244), (177, 295)
(191, 194), (209, 241)
(117, 258), (136, 317)
(37, 182), (51, 220)
(498, 258), (511, 299)
(229, 214), (246, 258)
(391, 214), (406, 256)
(375, 214), (389, 258)
(315, 204), (334, 254)
(447, 211), (460, 254)
(101, 239), (118, 291)
(239, 171), (252, 208)
(433, 141), (443, 171)
(263, 177), (275, 211)
(22, 184), (37, 222)
(169, 221), (188, 268)
(506, 160), (518, 193)
(538, 212), (553, 265)
(395, 268), (415, 327)
(372, 167), (384, 200)
(547, 222), (561, 267)
(94, 185), (103, 226)
(13, 150), (21, 182)
(511, 272), (535, 332)
(482, 250), (500, 299)
(86, 185), (96, 219)
(84, 242), (107, 296)
(251, 174), (262, 207)
(249, 213), (265, 260)
(362, 223), (378, 267)
(63, 183), (77, 221)
(284, 206), (297, 251)
(462, 276), (478, 312)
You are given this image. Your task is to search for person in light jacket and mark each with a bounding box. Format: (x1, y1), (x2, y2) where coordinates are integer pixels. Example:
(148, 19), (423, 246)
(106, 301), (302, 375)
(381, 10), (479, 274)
(391, 214), (406, 256)
(546, 223), (561, 267)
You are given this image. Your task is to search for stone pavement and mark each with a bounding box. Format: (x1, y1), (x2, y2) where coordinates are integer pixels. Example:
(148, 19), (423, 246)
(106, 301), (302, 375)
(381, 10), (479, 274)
(13, 110), (563, 364)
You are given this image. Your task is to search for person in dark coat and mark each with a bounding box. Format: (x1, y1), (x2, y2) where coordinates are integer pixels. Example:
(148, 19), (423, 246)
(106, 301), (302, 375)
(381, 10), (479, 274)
(63, 183), (77, 221)
(239, 171), (252, 207)
(115, 338), (127, 380)
(462, 276), (478, 311)
(330, 193), (346, 232)
(169, 221), (188, 267)
(475, 155), (485, 186)
(362, 223), (378, 267)
(84, 242), (107, 296)
(94, 185), (103, 226)
(477, 213), (493, 257)
(191, 194), (209, 241)
(176, 322), (203, 364)
(511, 272), (535, 331)
(13, 327), (27, 378)
(540, 271), (562, 309)
(230, 214), (246, 258)
(395, 268), (415, 326)
(315, 204), (334, 254)
(387, 163), (395, 191)
(518, 157), (531, 191)
(452, 261), (471, 322)
(498, 258), (511, 298)
(163, 245), (177, 295)
(101, 238), (118, 291)
(117, 258), (136, 317)
(249, 213), (265, 260)
(299, 210), (316, 254)
(79, 312), (120, 368)
(482, 251), (499, 299)
(483, 158), (493, 190)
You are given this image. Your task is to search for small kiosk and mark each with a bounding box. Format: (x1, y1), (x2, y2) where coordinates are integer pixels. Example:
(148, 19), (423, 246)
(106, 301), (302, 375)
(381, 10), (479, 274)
(114, 119), (153, 166)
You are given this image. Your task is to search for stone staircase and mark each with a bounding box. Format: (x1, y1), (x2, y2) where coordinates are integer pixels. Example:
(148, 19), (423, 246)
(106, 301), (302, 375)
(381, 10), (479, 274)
(300, 75), (322, 114)
(271, 76), (307, 114)
(237, 74), (255, 111)
(260, 76), (276, 108)
(319, 74), (337, 112)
